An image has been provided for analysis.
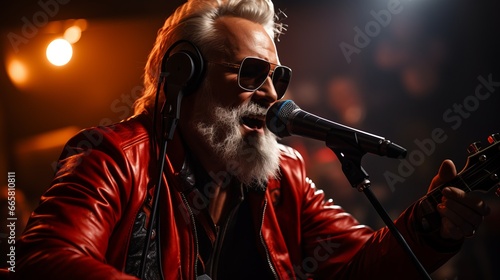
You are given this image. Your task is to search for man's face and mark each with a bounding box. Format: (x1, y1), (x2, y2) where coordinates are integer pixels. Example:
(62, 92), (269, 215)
(200, 16), (281, 133)
(180, 16), (282, 185)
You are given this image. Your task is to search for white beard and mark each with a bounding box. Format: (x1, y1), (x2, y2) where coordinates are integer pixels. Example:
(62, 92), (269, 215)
(196, 102), (281, 188)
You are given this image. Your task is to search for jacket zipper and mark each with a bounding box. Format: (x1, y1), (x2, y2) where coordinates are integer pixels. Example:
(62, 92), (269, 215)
(259, 199), (278, 279)
(181, 193), (200, 278)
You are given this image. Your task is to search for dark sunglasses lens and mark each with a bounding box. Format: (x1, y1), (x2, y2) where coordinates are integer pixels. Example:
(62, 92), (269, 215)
(239, 58), (270, 90)
(272, 66), (291, 99)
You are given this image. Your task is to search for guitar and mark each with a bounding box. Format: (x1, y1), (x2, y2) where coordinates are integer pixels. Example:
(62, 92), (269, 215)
(419, 133), (500, 229)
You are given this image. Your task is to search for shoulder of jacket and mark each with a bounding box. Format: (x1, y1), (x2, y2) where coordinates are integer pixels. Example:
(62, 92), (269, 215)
(278, 143), (304, 163)
(67, 113), (152, 152)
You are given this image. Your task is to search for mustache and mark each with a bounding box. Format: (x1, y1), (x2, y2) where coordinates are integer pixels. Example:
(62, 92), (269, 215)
(238, 102), (267, 117)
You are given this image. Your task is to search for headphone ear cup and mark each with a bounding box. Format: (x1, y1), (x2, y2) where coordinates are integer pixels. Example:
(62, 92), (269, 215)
(162, 41), (205, 96)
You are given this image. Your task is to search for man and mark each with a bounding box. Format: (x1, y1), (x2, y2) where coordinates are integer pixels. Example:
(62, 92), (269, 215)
(15, 0), (490, 279)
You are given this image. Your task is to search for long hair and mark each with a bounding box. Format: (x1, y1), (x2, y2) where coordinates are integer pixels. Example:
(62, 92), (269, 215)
(133, 0), (286, 114)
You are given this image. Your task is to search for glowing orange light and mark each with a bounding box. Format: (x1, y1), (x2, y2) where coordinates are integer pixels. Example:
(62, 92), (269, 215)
(46, 38), (73, 66)
(7, 59), (28, 85)
(64, 26), (82, 44)
(74, 19), (88, 31)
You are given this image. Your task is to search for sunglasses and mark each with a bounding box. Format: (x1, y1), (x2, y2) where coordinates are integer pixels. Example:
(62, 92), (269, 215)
(210, 56), (292, 99)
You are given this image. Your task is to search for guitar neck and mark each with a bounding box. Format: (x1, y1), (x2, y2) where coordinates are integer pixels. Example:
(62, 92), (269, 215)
(420, 135), (500, 214)
(421, 176), (469, 214)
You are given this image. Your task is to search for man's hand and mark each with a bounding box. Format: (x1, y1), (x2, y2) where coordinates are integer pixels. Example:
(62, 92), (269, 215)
(428, 159), (491, 240)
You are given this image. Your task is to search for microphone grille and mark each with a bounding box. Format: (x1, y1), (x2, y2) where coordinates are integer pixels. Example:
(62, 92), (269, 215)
(265, 100), (299, 137)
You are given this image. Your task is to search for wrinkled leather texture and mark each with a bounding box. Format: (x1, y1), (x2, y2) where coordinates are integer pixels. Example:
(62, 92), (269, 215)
(125, 201), (161, 280)
(15, 113), (458, 280)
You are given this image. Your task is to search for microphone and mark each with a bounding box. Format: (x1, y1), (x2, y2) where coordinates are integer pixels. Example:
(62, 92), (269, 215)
(265, 100), (407, 159)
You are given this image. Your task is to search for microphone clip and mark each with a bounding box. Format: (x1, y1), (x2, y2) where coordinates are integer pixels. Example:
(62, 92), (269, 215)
(325, 132), (370, 191)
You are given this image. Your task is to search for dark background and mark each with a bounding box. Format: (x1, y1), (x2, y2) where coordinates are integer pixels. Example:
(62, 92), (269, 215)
(1, 0), (499, 278)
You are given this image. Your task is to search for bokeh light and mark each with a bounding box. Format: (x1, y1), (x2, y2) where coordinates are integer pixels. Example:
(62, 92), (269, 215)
(64, 26), (82, 44)
(46, 38), (73, 66)
(7, 59), (28, 85)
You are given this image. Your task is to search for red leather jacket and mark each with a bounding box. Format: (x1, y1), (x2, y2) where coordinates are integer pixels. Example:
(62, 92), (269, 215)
(15, 113), (459, 279)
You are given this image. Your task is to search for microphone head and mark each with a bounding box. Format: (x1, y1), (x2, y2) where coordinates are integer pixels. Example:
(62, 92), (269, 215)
(265, 100), (299, 138)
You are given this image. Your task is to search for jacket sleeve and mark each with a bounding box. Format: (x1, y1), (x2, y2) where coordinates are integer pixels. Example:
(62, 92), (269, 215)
(15, 129), (139, 280)
(286, 148), (461, 279)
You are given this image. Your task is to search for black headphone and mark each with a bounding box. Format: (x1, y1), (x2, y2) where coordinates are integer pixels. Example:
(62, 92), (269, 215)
(160, 40), (205, 96)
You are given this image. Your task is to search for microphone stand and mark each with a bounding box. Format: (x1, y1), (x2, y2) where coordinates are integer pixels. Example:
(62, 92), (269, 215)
(325, 132), (432, 280)
(139, 82), (184, 280)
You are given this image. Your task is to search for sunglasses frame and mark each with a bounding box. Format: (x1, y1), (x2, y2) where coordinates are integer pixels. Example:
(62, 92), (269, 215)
(210, 56), (291, 99)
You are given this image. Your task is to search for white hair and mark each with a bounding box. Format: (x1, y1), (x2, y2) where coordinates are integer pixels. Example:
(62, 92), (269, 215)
(134, 0), (286, 114)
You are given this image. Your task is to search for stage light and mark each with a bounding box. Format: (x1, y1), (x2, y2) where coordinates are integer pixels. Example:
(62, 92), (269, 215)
(46, 38), (73, 66)
(64, 26), (82, 44)
(7, 59), (28, 85)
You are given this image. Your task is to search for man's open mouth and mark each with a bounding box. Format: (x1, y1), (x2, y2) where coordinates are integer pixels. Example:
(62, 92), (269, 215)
(241, 115), (265, 129)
